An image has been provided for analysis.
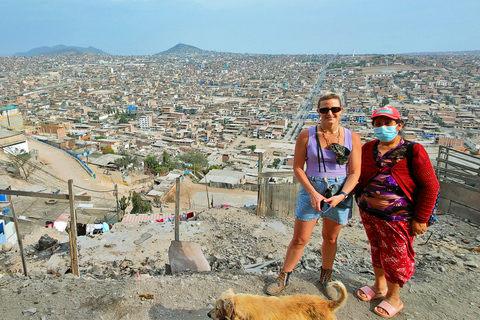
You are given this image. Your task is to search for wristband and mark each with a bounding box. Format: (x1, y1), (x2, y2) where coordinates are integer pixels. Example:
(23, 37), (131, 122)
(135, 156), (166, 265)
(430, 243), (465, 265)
(339, 191), (348, 199)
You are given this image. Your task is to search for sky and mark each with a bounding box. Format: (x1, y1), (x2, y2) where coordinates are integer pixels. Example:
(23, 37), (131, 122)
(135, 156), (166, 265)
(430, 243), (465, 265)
(0, 0), (479, 56)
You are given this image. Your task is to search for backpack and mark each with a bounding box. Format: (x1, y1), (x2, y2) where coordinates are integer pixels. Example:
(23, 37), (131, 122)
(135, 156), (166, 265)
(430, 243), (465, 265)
(405, 142), (439, 227)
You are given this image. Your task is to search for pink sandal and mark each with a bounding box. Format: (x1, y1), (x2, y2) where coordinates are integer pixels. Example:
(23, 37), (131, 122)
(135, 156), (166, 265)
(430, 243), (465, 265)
(357, 286), (387, 301)
(374, 300), (404, 318)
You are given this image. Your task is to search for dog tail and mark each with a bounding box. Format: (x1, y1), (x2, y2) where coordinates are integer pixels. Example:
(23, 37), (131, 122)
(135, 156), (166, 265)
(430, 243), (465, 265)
(327, 281), (348, 312)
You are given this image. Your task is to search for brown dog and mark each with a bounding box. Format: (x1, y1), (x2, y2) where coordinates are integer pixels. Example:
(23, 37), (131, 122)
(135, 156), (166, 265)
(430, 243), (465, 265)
(207, 281), (347, 320)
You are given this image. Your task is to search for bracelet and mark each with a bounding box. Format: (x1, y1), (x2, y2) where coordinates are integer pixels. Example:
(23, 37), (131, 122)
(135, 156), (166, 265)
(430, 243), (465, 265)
(339, 191), (348, 199)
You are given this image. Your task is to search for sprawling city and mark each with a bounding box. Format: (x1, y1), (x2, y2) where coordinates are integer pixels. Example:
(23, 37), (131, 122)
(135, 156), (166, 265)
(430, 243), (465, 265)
(0, 45), (479, 319)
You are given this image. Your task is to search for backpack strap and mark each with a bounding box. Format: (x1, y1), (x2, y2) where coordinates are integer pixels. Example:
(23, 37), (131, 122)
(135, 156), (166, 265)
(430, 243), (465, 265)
(405, 141), (416, 180)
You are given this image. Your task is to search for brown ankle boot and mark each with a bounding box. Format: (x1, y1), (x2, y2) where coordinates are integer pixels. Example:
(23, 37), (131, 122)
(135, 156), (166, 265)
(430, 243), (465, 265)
(320, 266), (337, 300)
(266, 269), (291, 296)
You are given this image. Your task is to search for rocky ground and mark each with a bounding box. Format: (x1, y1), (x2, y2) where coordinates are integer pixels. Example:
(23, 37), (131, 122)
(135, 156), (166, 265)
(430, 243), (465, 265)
(1, 138), (479, 319)
(0, 206), (479, 320)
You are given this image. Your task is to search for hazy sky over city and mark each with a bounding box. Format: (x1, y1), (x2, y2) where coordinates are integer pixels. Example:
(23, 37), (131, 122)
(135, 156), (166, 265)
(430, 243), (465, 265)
(1, 0), (479, 56)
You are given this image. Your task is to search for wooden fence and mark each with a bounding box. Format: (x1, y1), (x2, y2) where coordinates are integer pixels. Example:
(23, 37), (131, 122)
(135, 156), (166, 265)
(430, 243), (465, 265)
(435, 146), (480, 225)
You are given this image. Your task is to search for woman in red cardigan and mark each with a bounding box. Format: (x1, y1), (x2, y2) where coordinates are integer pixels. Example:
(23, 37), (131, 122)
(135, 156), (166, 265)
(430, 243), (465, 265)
(354, 106), (439, 318)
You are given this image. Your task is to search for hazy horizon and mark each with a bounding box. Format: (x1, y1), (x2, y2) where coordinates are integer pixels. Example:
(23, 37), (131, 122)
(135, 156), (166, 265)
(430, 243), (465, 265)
(1, 0), (479, 56)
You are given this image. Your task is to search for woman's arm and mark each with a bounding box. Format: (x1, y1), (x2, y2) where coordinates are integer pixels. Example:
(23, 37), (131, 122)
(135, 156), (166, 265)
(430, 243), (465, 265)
(411, 143), (440, 223)
(293, 129), (324, 212)
(325, 130), (362, 207)
(410, 144), (439, 235)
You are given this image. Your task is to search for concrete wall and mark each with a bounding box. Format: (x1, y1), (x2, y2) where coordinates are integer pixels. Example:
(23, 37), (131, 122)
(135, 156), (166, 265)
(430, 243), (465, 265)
(438, 181), (480, 225)
(0, 114), (23, 129)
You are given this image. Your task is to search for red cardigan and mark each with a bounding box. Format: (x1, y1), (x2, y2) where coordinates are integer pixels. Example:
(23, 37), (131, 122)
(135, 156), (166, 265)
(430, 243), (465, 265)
(355, 140), (440, 223)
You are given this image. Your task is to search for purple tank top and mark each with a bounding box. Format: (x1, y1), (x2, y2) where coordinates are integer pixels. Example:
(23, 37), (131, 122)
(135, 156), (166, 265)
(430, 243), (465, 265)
(304, 126), (352, 178)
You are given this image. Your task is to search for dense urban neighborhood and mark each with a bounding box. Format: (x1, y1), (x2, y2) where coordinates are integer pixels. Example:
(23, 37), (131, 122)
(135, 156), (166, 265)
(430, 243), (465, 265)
(0, 47), (479, 319)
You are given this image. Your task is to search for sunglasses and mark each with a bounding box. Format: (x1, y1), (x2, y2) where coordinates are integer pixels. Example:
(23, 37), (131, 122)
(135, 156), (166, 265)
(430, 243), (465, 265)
(319, 107), (342, 114)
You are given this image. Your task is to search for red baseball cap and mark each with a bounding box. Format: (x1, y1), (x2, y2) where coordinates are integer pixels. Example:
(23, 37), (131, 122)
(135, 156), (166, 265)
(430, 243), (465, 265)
(371, 106), (401, 120)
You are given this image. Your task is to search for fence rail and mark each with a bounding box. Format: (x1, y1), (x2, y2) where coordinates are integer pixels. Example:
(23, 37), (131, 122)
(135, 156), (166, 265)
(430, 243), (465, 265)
(435, 146), (480, 190)
(24, 133), (94, 176)
(435, 146), (480, 225)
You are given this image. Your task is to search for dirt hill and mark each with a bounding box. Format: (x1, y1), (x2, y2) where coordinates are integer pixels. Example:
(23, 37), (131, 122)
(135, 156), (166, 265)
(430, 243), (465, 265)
(1, 138), (479, 319)
(0, 205), (479, 319)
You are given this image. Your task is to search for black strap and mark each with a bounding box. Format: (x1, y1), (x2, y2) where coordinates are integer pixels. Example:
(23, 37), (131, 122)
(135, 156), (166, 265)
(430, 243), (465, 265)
(405, 141), (416, 182)
(315, 125), (327, 174)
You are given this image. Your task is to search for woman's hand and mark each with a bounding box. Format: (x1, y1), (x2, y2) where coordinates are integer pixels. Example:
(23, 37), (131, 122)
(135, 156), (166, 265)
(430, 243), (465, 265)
(411, 220), (427, 236)
(323, 194), (346, 209)
(309, 190), (326, 212)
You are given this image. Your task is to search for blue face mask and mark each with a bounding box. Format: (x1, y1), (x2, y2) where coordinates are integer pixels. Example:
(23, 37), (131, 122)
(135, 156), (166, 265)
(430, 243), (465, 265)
(373, 125), (398, 142)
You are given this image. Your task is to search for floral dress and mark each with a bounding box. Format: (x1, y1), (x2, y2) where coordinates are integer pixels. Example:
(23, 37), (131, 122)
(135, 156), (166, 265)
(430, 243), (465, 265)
(357, 139), (414, 221)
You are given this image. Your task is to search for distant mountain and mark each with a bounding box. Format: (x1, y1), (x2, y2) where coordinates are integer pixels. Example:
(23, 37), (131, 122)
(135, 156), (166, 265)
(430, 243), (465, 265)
(401, 49), (480, 56)
(13, 45), (109, 57)
(155, 43), (209, 55)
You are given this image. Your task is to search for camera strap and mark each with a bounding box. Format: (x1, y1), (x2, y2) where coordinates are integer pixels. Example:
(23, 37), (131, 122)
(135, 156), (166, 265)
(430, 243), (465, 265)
(315, 125), (328, 178)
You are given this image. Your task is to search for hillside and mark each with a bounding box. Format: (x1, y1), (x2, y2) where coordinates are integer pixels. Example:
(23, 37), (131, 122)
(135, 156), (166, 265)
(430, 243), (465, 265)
(155, 43), (209, 56)
(0, 202), (479, 319)
(13, 45), (109, 57)
(0, 138), (479, 319)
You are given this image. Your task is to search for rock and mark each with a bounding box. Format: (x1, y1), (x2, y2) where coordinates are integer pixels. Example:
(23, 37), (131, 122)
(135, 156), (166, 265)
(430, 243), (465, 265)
(168, 241), (211, 274)
(214, 255), (226, 263)
(464, 261), (478, 268)
(37, 234), (58, 251)
(22, 308), (37, 315)
(2, 242), (14, 252)
(29, 268), (43, 277)
(92, 265), (102, 274)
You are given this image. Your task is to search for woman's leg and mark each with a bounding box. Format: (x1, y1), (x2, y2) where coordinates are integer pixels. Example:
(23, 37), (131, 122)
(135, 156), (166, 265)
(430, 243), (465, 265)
(267, 218), (318, 295)
(373, 267), (388, 292)
(375, 220), (414, 315)
(358, 210), (388, 299)
(375, 282), (402, 316)
(282, 218), (318, 272)
(321, 218), (343, 269)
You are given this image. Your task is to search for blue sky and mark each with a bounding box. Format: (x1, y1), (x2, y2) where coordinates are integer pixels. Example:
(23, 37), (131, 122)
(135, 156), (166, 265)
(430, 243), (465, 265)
(0, 0), (478, 56)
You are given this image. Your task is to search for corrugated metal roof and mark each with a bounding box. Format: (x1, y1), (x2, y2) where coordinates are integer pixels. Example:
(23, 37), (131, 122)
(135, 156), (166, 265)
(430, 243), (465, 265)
(122, 213), (173, 222)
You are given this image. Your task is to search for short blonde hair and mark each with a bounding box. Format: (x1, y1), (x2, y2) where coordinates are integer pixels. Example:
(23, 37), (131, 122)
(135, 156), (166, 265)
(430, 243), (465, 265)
(317, 92), (342, 110)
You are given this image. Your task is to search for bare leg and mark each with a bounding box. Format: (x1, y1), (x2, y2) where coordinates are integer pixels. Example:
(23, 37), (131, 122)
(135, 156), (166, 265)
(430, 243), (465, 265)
(373, 267), (388, 292)
(321, 218), (343, 269)
(358, 267), (388, 299)
(282, 219), (318, 272)
(375, 282), (402, 316)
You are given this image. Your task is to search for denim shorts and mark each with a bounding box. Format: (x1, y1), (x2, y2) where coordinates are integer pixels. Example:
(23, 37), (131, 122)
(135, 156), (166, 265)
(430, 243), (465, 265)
(295, 175), (352, 225)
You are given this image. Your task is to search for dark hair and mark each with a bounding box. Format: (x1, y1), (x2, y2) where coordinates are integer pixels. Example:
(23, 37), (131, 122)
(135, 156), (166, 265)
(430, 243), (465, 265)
(317, 92), (342, 110)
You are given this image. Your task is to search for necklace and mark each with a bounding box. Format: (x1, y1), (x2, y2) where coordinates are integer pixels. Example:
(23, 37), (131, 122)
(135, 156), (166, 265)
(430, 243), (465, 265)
(319, 125), (340, 146)
(319, 125), (339, 134)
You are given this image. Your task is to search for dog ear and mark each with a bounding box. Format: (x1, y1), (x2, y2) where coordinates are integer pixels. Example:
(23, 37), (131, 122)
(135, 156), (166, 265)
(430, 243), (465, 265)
(221, 298), (235, 319)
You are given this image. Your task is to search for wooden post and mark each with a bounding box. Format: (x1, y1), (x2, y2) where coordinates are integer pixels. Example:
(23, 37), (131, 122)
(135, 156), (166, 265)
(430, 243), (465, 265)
(175, 177), (180, 241)
(257, 153), (263, 215)
(205, 178), (210, 209)
(114, 184), (119, 222)
(68, 179), (79, 276)
(7, 186), (28, 277)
